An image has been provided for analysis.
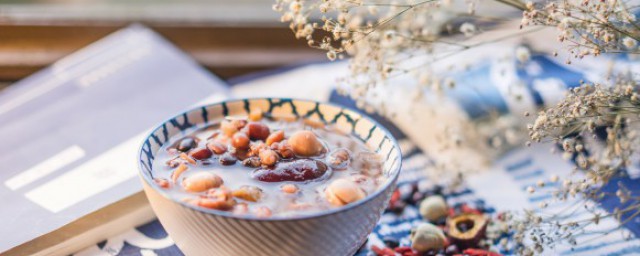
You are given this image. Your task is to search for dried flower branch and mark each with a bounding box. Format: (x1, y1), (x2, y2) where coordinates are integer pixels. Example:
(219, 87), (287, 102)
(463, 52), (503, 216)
(522, 0), (640, 59)
(519, 79), (640, 254)
(273, 0), (640, 254)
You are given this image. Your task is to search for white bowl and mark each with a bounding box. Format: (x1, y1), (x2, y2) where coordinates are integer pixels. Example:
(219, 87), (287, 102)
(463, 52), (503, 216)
(138, 98), (402, 256)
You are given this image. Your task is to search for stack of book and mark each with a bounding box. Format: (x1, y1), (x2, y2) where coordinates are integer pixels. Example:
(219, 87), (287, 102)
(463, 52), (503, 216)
(0, 25), (228, 256)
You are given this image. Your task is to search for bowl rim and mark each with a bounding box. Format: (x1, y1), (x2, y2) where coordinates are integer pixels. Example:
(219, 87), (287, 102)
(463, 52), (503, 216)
(138, 97), (403, 222)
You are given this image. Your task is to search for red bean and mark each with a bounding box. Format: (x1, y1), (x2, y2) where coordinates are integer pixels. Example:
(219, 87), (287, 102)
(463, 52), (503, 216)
(219, 153), (237, 166)
(245, 122), (270, 141)
(176, 137), (197, 152)
(189, 147), (213, 160)
(207, 141), (227, 155)
(232, 132), (250, 150)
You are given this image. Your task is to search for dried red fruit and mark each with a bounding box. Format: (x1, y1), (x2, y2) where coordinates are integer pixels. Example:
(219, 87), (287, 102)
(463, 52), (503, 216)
(461, 204), (482, 215)
(245, 122), (270, 141)
(394, 246), (414, 254)
(371, 245), (395, 256)
(189, 147), (213, 160)
(463, 248), (502, 256)
(251, 159), (329, 182)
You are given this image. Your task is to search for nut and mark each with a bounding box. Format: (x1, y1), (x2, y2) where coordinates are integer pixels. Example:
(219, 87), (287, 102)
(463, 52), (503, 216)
(171, 163), (189, 183)
(242, 157), (262, 168)
(327, 148), (351, 169)
(419, 195), (448, 222)
(325, 178), (366, 206)
(221, 119), (246, 137)
(179, 152), (196, 165)
(409, 222), (446, 252)
(182, 172), (223, 192)
(233, 203), (249, 215)
(255, 206), (272, 218)
(276, 140), (295, 159)
(199, 186), (236, 210)
(266, 130), (285, 146)
(249, 141), (268, 156)
(259, 149), (279, 166)
(281, 184), (299, 194)
(288, 131), (324, 157)
(232, 185), (263, 202)
(447, 213), (488, 249)
(231, 132), (250, 150)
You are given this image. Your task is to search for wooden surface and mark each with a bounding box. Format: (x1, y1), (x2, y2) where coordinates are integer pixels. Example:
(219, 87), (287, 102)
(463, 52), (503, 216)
(0, 24), (326, 86)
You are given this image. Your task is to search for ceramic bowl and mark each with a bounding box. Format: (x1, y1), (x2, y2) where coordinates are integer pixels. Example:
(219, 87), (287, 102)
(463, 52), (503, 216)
(138, 98), (402, 256)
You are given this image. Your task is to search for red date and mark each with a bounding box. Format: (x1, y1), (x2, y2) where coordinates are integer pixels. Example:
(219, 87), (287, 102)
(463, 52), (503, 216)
(251, 159), (329, 182)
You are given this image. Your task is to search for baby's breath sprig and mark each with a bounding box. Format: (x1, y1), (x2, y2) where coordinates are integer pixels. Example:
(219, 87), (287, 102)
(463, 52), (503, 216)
(521, 0), (640, 60)
(520, 79), (640, 254)
(274, 1), (640, 254)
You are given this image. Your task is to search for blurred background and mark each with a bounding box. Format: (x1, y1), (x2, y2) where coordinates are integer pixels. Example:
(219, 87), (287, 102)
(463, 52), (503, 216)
(0, 0), (326, 88)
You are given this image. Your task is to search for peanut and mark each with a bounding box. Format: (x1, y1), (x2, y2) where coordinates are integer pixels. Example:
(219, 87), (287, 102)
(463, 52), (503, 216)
(232, 185), (263, 202)
(255, 206), (272, 218)
(179, 152), (196, 165)
(221, 119), (247, 137)
(325, 178), (366, 206)
(281, 184), (299, 194)
(242, 157), (262, 168)
(266, 130), (285, 146)
(182, 172), (223, 192)
(171, 163), (189, 183)
(288, 131), (324, 157)
(259, 149), (279, 166)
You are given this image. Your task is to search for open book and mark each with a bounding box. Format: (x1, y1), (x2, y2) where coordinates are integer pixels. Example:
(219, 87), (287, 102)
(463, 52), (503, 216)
(0, 25), (228, 256)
